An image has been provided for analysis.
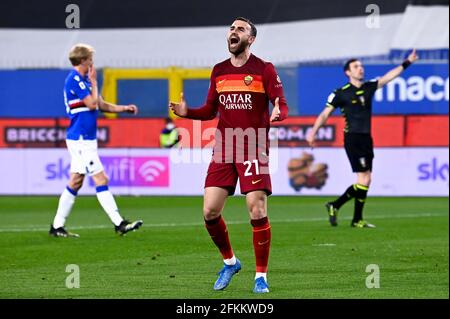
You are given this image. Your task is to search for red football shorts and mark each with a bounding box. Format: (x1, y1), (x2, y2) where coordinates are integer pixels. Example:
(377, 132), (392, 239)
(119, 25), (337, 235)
(205, 159), (272, 196)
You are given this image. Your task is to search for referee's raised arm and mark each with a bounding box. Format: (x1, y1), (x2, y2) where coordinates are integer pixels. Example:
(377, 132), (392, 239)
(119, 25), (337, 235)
(377, 49), (419, 88)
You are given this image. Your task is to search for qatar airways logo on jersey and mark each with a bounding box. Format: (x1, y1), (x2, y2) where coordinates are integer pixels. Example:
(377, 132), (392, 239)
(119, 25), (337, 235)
(219, 93), (253, 110)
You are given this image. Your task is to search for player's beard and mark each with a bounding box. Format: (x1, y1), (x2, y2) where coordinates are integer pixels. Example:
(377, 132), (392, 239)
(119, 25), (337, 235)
(228, 38), (249, 56)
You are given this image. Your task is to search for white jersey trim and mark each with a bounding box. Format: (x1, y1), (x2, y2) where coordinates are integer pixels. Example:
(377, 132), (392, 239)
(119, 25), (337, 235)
(70, 107), (90, 114)
(68, 98), (81, 105)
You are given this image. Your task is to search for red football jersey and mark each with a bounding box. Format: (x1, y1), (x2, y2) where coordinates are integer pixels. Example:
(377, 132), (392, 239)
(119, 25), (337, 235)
(186, 54), (288, 163)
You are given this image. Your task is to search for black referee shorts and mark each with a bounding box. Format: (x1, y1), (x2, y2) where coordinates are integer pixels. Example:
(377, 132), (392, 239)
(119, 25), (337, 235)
(344, 133), (374, 172)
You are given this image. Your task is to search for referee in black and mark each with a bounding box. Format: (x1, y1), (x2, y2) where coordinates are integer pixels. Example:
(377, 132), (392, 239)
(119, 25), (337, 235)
(306, 49), (418, 228)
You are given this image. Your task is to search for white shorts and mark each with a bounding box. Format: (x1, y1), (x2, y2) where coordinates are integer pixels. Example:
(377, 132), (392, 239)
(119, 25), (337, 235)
(66, 138), (104, 176)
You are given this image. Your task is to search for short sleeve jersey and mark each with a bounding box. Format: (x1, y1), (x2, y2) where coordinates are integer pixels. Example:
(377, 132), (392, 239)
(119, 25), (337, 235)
(326, 80), (378, 134)
(204, 54), (288, 159)
(63, 70), (98, 140)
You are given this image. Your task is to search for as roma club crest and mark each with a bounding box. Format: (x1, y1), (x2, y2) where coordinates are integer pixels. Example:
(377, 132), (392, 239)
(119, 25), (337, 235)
(244, 75), (253, 86)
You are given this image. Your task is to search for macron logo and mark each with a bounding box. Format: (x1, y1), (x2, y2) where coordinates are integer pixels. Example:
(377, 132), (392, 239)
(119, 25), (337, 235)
(375, 75), (449, 103)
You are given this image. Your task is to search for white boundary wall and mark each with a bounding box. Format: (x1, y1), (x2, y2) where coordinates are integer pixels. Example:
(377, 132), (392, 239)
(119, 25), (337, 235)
(0, 147), (447, 196)
(1, 5), (448, 68)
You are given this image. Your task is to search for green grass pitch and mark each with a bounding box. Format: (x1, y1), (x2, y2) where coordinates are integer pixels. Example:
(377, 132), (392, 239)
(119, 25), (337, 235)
(0, 196), (447, 299)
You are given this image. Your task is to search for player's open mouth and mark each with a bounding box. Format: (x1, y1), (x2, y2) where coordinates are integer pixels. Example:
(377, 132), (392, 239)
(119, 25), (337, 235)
(229, 37), (239, 45)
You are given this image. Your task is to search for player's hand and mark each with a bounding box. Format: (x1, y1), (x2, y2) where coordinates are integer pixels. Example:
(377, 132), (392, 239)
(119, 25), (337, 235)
(270, 97), (281, 122)
(124, 104), (138, 115)
(407, 49), (419, 63)
(306, 131), (316, 148)
(169, 92), (188, 117)
(88, 65), (97, 83)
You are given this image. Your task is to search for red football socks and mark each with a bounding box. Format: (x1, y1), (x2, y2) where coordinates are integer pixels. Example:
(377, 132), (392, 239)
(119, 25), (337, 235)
(251, 216), (271, 273)
(205, 215), (234, 260)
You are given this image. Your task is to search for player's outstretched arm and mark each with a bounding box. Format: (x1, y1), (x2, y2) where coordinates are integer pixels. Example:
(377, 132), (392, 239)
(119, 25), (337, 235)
(169, 93), (188, 117)
(270, 97), (281, 122)
(306, 106), (333, 148)
(264, 63), (288, 122)
(270, 97), (288, 122)
(377, 49), (419, 88)
(98, 95), (138, 114)
(169, 92), (217, 120)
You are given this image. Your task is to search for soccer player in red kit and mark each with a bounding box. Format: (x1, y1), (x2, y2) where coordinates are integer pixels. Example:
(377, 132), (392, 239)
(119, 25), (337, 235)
(170, 17), (288, 293)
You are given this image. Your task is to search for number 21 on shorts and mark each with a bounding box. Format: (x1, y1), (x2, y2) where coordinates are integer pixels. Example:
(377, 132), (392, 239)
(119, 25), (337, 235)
(244, 160), (260, 176)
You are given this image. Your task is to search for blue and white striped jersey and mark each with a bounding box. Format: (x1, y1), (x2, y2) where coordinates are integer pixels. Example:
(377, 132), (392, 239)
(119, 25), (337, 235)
(63, 69), (98, 140)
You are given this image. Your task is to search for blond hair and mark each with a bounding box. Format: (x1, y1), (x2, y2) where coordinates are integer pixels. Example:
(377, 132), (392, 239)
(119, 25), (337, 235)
(69, 43), (95, 66)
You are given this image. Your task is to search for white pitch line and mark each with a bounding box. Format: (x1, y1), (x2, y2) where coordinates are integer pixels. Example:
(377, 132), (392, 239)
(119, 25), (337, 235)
(312, 243), (337, 247)
(0, 212), (446, 233)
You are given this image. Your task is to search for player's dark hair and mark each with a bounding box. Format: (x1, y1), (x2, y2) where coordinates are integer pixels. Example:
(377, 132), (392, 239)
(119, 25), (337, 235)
(235, 17), (257, 37)
(344, 58), (359, 72)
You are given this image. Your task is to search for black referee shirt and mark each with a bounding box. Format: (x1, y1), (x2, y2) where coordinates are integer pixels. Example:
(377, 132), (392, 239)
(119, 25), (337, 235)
(326, 80), (379, 134)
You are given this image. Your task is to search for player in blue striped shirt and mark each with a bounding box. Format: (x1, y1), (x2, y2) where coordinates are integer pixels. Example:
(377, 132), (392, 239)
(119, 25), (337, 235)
(49, 43), (143, 237)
